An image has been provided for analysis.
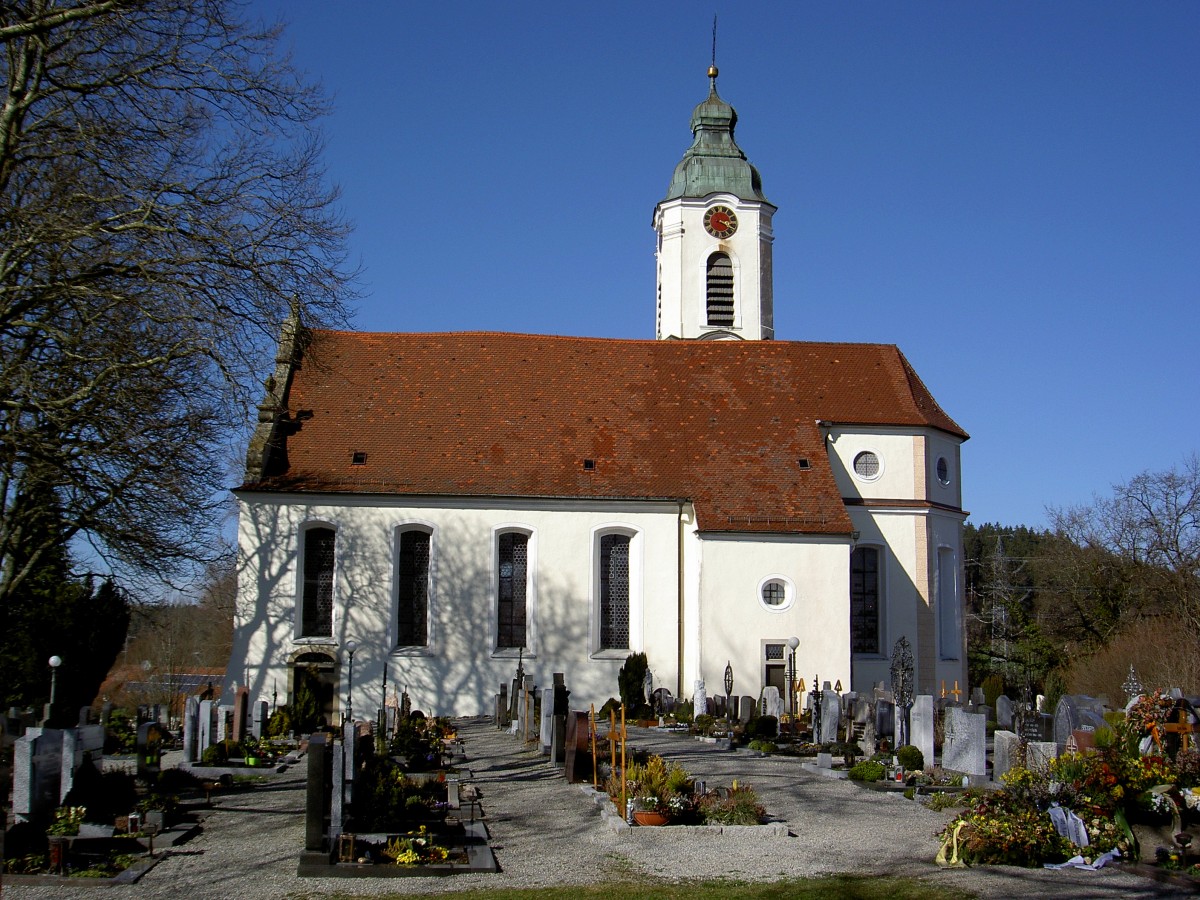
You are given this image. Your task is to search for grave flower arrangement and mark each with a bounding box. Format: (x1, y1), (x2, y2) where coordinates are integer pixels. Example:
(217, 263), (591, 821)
(380, 826), (456, 866)
(46, 805), (87, 836)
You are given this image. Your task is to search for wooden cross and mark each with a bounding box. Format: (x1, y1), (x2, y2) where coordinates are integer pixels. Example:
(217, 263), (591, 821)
(950, 681), (962, 702)
(940, 680), (947, 699)
(1162, 708), (1200, 753)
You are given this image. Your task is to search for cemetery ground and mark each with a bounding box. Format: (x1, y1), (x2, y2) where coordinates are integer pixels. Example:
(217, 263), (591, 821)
(3, 718), (1192, 900)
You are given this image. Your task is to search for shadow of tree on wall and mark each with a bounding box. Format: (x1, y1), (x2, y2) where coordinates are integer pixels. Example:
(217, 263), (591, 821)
(227, 505), (624, 717)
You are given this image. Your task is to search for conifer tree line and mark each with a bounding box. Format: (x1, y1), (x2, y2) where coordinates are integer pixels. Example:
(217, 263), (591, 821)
(0, 0), (356, 712)
(965, 454), (1199, 704)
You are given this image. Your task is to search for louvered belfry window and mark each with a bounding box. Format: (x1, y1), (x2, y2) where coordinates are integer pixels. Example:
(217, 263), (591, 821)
(851, 546), (880, 654)
(706, 252), (735, 326)
(599, 533), (631, 650)
(397, 530), (430, 646)
(497, 532), (528, 649)
(301, 527), (335, 637)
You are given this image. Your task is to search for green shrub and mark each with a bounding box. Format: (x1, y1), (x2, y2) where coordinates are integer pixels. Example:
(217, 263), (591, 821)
(673, 699), (694, 724)
(617, 652), (649, 709)
(693, 714), (715, 735)
(896, 744), (925, 771)
(201, 743), (227, 766)
(698, 785), (764, 825)
(748, 740), (778, 753)
(981, 674), (1005, 708)
(266, 706), (294, 738)
(848, 760), (886, 782)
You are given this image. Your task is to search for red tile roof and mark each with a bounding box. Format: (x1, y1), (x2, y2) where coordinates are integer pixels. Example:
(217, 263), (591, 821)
(242, 331), (966, 535)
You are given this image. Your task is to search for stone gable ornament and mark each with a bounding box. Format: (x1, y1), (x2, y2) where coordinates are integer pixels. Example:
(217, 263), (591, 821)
(890, 636), (915, 746)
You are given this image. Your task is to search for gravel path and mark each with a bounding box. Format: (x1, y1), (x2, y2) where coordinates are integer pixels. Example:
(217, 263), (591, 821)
(3, 718), (1192, 899)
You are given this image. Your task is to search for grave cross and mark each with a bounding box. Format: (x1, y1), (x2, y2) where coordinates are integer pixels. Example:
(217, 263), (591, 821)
(1163, 708), (1200, 753)
(950, 681), (963, 702)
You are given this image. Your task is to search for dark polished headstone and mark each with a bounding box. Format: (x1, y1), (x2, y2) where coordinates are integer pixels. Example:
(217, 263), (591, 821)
(305, 734), (329, 852)
(563, 711), (590, 783)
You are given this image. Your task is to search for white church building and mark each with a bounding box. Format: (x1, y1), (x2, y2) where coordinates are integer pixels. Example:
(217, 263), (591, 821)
(227, 68), (969, 720)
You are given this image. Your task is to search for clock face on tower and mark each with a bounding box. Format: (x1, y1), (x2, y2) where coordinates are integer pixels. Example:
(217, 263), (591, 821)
(703, 205), (738, 238)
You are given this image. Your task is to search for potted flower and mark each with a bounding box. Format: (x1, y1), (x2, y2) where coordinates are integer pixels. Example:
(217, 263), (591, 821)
(632, 793), (670, 826)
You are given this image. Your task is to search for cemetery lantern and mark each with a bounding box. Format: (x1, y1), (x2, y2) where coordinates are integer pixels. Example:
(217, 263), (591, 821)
(48, 654), (62, 719)
(344, 639), (358, 724)
(786, 636), (799, 722)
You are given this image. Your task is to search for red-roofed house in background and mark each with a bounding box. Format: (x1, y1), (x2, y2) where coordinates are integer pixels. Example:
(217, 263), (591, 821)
(226, 68), (968, 720)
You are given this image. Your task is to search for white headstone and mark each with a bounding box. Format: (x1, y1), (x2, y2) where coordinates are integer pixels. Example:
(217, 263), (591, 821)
(250, 700), (269, 740)
(693, 679), (707, 718)
(992, 730), (1021, 782)
(942, 707), (987, 777)
(910, 695), (934, 769)
(1026, 740), (1058, 771)
(197, 699), (216, 753)
(60, 728), (78, 803)
(819, 691), (841, 743)
(762, 686), (783, 723)
(996, 695), (1014, 730)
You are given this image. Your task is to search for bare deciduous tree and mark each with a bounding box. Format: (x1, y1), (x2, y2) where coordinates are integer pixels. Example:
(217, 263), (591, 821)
(0, 1), (357, 605)
(1046, 454), (1200, 639)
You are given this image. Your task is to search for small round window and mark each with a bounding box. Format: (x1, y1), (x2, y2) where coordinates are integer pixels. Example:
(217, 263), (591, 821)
(758, 576), (794, 612)
(936, 456), (950, 485)
(853, 451), (881, 481)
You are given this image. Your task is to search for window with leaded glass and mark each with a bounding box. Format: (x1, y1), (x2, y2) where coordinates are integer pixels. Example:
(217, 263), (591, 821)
(599, 533), (630, 650)
(497, 532), (528, 649)
(396, 530), (430, 647)
(706, 252), (734, 326)
(301, 527), (335, 637)
(850, 546), (881, 655)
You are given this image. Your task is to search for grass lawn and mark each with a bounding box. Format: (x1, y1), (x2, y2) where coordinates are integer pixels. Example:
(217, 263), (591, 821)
(316, 874), (975, 900)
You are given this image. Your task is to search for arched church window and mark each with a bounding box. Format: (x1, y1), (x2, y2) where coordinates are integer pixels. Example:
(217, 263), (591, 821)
(850, 546), (882, 655)
(300, 526), (335, 637)
(497, 531), (528, 649)
(706, 252), (735, 327)
(396, 529), (431, 647)
(599, 533), (631, 650)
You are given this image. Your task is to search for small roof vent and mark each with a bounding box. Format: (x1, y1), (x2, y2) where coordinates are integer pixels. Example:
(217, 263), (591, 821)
(351, 451), (367, 465)
(583, 459), (596, 471)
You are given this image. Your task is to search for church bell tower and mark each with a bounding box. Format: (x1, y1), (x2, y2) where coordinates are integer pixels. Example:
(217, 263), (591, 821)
(655, 66), (776, 340)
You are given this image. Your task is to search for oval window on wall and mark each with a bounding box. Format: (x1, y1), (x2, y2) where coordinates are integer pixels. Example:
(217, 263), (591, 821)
(853, 450), (882, 482)
(758, 576), (794, 612)
(936, 456), (951, 485)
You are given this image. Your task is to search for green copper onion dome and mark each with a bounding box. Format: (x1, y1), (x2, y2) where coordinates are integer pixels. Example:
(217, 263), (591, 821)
(662, 69), (769, 203)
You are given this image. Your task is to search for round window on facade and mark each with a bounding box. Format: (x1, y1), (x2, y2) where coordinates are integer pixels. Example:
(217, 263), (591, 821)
(936, 456), (950, 485)
(853, 450), (881, 481)
(758, 576), (794, 612)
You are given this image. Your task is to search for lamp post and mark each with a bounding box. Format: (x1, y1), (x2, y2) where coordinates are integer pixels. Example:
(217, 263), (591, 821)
(344, 640), (358, 725)
(47, 655), (62, 723)
(786, 636), (799, 726)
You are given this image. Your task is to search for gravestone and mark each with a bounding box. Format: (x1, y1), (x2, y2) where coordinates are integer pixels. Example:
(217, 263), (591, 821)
(996, 695), (1014, 730)
(182, 695), (199, 763)
(693, 679), (707, 720)
(251, 700), (269, 739)
(762, 686), (783, 724)
(216, 704), (234, 743)
(136, 721), (166, 781)
(78, 707), (93, 727)
(496, 683), (509, 728)
(910, 694), (934, 769)
(819, 691), (841, 743)
(198, 696), (217, 753)
(13, 728), (63, 824)
(992, 730), (1021, 781)
(739, 695), (755, 724)
(330, 741), (345, 841)
(969, 687), (986, 709)
(539, 690), (554, 755)
(1026, 740), (1058, 771)
(551, 673), (569, 765)
(875, 698), (896, 740)
(305, 734), (329, 851)
(563, 710), (590, 783)
(59, 728), (79, 803)
(342, 720), (357, 805)
(1053, 695), (1109, 748)
(942, 707), (987, 777)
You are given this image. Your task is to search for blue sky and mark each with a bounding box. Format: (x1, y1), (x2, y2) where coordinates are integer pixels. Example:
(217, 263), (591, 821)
(250, 1), (1198, 530)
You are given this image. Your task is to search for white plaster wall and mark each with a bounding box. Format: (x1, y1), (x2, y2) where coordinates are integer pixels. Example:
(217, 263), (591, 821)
(826, 429), (918, 501)
(655, 193), (774, 341)
(929, 508), (968, 692)
(848, 507), (920, 692)
(229, 494), (684, 717)
(694, 535), (850, 701)
(927, 433), (963, 510)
